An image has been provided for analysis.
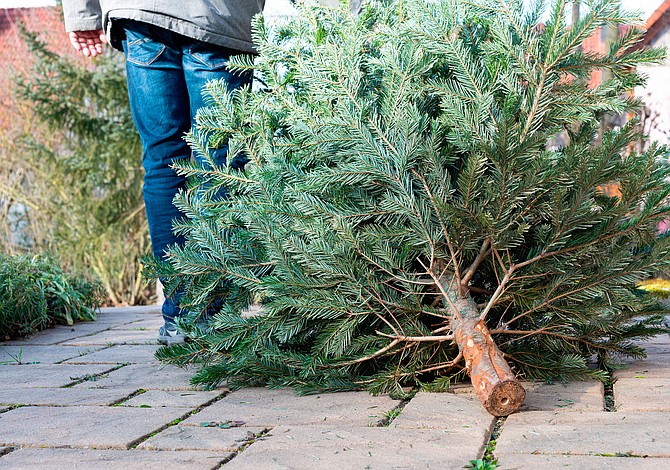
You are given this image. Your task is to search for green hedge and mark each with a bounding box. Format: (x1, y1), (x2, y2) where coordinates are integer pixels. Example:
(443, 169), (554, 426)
(0, 253), (105, 340)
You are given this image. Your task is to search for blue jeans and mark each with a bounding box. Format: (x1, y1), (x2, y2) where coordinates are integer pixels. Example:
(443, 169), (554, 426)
(120, 20), (251, 324)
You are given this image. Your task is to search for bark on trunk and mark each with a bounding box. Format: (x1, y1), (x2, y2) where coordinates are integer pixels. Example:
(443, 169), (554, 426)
(451, 298), (525, 416)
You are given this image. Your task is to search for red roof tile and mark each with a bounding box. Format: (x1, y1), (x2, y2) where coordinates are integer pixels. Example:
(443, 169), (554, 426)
(642, 0), (670, 46)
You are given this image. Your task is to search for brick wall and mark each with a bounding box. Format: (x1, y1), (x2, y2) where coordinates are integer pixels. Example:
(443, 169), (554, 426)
(581, 25), (634, 89)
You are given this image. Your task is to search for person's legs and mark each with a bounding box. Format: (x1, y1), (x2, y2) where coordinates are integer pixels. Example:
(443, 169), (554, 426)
(178, 39), (253, 318)
(182, 40), (252, 172)
(121, 21), (252, 339)
(121, 20), (191, 335)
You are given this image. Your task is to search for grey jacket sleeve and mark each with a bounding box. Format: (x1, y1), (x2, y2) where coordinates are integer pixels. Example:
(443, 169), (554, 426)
(61, 0), (103, 32)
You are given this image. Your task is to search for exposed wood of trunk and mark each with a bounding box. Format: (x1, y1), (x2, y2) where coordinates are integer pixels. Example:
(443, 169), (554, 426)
(451, 297), (526, 416)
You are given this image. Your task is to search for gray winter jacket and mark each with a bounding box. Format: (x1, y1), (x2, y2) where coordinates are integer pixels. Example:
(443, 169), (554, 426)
(62, 0), (265, 53)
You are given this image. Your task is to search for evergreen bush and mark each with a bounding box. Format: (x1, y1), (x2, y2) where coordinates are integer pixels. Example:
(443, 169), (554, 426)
(154, 0), (670, 414)
(0, 26), (150, 306)
(0, 253), (104, 340)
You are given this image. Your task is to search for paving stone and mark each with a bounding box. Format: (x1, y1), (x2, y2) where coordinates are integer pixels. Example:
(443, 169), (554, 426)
(0, 363), (120, 388)
(0, 405), (188, 449)
(63, 345), (160, 364)
(93, 318), (159, 329)
(392, 392), (494, 436)
(60, 329), (158, 346)
(73, 363), (195, 390)
(497, 453), (670, 469)
(615, 378), (670, 412)
(0, 345), (102, 365)
(446, 382), (476, 394)
(0, 387), (136, 406)
(224, 425), (483, 469)
(138, 424), (266, 451)
(79, 313), (162, 331)
(7, 305), (668, 468)
(110, 317), (165, 331)
(0, 448), (230, 470)
(91, 315), (160, 329)
(496, 411), (670, 457)
(636, 334), (670, 355)
(520, 381), (604, 412)
(49, 321), (116, 333)
(3, 324), (113, 346)
(99, 305), (162, 316)
(614, 356), (670, 379)
(121, 389), (223, 408)
(182, 388), (400, 427)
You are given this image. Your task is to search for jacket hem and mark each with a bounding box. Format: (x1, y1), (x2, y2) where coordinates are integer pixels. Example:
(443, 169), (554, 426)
(105, 9), (258, 54)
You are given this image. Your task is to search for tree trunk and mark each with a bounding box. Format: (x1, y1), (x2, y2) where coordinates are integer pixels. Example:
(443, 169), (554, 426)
(451, 298), (526, 416)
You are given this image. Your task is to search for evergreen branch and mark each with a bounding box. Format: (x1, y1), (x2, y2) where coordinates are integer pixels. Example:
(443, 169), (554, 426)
(411, 168), (463, 289)
(201, 80), (239, 133)
(412, 0), (499, 126)
(512, 203), (667, 274)
(493, 328), (645, 356)
(173, 163), (256, 185)
(488, 0), (542, 84)
(505, 264), (657, 326)
(518, 0), (567, 141)
(478, 244), (515, 320)
(552, 1), (633, 71)
(171, 194), (256, 270)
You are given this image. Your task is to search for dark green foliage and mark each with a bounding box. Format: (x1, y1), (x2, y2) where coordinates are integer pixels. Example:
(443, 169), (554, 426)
(2, 25), (150, 306)
(154, 0), (670, 393)
(0, 253), (105, 340)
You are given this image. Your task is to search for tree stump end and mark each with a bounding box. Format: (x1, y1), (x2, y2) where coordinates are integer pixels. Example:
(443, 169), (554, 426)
(484, 379), (526, 416)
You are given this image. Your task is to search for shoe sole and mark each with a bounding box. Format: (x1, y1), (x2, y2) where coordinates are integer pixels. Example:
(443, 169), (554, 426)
(157, 335), (187, 346)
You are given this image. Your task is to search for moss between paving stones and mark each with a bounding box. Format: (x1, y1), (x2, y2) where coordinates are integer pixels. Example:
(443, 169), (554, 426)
(128, 392), (228, 449)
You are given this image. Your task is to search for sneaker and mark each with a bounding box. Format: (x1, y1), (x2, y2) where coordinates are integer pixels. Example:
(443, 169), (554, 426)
(158, 323), (187, 346)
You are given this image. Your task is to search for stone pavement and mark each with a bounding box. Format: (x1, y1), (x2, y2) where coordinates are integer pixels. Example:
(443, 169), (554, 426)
(0, 307), (668, 469)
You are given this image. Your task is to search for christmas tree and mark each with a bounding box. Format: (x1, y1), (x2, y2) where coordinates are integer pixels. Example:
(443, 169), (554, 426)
(155, 0), (670, 416)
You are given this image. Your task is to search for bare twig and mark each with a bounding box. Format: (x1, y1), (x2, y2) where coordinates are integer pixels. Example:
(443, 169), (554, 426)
(416, 352), (464, 374)
(418, 258), (463, 321)
(478, 245), (516, 321)
(461, 238), (491, 286)
(376, 330), (455, 342)
(332, 339), (401, 366)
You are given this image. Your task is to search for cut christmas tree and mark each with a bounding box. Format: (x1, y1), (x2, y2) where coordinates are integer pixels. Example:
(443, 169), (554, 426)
(154, 0), (670, 416)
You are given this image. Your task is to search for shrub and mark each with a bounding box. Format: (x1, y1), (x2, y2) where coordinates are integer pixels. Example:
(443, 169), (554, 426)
(0, 253), (105, 340)
(0, 23), (150, 306)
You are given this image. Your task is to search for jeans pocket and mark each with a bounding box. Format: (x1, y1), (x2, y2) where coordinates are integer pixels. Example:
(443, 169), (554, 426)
(125, 27), (166, 66)
(188, 42), (233, 70)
